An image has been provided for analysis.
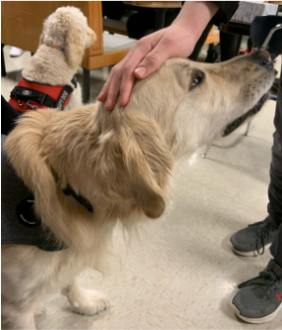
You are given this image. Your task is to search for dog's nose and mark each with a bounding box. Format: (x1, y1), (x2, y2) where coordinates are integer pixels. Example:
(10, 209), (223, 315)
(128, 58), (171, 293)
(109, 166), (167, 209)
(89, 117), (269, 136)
(258, 50), (272, 66)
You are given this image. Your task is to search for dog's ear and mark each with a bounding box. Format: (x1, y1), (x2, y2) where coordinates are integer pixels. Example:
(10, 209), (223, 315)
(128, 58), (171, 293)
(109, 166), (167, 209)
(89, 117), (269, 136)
(120, 113), (172, 219)
(38, 33), (44, 47)
(86, 27), (97, 48)
(4, 110), (69, 246)
(64, 24), (85, 69)
(131, 166), (166, 219)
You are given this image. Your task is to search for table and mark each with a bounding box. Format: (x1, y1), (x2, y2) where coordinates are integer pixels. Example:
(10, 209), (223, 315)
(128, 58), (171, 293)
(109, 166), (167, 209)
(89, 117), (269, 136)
(124, 1), (181, 30)
(219, 1), (280, 60)
(122, 1), (219, 44)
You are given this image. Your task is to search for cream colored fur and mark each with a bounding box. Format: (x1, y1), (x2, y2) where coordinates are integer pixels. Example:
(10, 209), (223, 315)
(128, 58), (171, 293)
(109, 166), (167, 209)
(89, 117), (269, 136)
(22, 6), (96, 110)
(2, 52), (274, 329)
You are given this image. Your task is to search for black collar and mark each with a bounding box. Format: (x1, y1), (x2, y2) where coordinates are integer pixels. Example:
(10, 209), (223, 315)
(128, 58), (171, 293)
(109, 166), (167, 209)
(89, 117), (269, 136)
(63, 184), (93, 213)
(71, 75), (77, 88)
(222, 93), (269, 137)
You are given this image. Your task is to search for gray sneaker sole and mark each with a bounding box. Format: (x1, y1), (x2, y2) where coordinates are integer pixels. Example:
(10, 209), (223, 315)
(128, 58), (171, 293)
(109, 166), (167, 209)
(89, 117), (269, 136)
(230, 295), (282, 324)
(231, 243), (272, 257)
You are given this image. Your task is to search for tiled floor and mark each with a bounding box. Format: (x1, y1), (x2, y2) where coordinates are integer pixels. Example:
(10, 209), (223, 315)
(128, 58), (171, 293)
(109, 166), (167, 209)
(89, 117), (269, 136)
(1, 45), (281, 329)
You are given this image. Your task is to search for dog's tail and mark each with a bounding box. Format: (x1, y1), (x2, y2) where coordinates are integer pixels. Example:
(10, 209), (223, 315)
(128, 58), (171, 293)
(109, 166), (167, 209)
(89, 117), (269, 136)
(4, 110), (69, 246)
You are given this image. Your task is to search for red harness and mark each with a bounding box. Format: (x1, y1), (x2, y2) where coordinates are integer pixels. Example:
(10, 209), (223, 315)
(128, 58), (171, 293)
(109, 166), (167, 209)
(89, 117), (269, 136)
(9, 77), (76, 112)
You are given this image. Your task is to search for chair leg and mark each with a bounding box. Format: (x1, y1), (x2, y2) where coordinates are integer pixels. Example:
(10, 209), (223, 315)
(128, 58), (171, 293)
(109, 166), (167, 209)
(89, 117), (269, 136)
(83, 68), (90, 104)
(247, 37), (253, 53)
(202, 144), (212, 158)
(220, 32), (242, 61)
(203, 121), (251, 159)
(206, 44), (215, 63)
(1, 44), (7, 77)
(189, 24), (213, 61)
(244, 120), (252, 136)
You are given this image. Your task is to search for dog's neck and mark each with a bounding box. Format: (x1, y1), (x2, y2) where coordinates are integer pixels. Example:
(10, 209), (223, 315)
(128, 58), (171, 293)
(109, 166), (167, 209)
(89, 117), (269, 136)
(22, 45), (75, 86)
(45, 42), (64, 52)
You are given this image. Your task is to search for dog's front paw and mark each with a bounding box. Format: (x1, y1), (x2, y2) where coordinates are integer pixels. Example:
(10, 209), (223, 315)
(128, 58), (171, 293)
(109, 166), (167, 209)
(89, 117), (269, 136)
(69, 289), (110, 316)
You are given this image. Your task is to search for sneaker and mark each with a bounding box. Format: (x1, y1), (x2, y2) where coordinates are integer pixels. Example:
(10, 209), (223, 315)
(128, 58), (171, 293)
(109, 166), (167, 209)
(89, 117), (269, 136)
(9, 47), (23, 57)
(231, 259), (282, 323)
(230, 216), (279, 257)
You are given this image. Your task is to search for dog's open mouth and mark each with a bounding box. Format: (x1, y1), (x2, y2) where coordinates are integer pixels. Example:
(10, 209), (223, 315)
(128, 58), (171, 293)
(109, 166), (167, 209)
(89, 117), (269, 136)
(222, 93), (269, 137)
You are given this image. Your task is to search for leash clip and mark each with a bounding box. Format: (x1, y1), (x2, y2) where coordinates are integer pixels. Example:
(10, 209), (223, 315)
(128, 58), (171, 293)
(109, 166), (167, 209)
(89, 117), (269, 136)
(17, 99), (38, 109)
(26, 100), (38, 110)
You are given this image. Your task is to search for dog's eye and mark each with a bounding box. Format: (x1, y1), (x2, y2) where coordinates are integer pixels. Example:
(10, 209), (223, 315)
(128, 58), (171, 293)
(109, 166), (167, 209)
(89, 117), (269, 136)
(190, 71), (204, 91)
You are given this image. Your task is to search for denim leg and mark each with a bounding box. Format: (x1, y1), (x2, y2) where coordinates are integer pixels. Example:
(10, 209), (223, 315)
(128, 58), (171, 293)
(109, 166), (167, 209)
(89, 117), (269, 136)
(269, 59), (282, 266)
(1, 95), (20, 135)
(271, 225), (282, 267)
(268, 61), (282, 227)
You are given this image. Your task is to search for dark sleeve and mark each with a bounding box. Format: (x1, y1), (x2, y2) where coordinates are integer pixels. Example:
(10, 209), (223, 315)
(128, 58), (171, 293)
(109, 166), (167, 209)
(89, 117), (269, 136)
(211, 1), (240, 25)
(181, 1), (239, 25)
(1, 95), (20, 135)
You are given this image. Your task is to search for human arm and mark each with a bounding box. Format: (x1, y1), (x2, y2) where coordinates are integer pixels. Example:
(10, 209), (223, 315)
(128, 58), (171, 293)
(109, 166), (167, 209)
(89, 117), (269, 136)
(98, 1), (219, 110)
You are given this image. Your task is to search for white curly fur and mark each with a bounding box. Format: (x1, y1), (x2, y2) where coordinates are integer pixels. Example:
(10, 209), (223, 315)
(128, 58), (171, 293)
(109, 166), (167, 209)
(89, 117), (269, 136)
(22, 6), (96, 110)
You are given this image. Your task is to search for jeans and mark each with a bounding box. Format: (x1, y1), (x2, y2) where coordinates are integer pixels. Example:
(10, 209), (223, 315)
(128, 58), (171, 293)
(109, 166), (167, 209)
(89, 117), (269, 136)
(269, 59), (282, 267)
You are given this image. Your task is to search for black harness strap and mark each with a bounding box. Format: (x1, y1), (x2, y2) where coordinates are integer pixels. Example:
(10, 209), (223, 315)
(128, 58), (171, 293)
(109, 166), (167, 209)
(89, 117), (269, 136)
(55, 85), (74, 110)
(63, 184), (94, 213)
(71, 76), (77, 88)
(54, 75), (77, 110)
(10, 75), (78, 110)
(10, 86), (57, 108)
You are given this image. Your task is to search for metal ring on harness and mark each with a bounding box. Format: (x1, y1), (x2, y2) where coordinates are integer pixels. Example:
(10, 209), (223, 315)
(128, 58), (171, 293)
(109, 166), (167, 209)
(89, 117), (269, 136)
(17, 99), (38, 110)
(25, 101), (38, 109)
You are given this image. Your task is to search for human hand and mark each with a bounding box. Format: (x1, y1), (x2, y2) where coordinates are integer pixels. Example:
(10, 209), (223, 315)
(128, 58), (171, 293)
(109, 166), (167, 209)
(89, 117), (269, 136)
(98, 25), (197, 110)
(98, 1), (218, 111)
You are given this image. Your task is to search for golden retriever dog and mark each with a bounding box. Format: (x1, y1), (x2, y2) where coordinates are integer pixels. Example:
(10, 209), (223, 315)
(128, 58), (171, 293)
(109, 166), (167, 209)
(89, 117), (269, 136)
(9, 7), (96, 112)
(2, 50), (274, 329)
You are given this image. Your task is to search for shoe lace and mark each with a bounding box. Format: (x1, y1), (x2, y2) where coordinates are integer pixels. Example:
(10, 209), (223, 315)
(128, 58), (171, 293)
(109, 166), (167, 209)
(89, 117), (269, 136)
(248, 219), (277, 255)
(238, 271), (279, 300)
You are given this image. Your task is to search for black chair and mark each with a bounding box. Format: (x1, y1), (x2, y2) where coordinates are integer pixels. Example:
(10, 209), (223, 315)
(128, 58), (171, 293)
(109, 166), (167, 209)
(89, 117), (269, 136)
(251, 16), (282, 59)
(251, 16), (282, 102)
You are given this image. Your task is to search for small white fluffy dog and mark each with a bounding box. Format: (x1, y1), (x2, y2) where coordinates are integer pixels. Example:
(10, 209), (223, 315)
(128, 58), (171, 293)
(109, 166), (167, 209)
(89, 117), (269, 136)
(11, 6), (96, 111)
(2, 51), (274, 329)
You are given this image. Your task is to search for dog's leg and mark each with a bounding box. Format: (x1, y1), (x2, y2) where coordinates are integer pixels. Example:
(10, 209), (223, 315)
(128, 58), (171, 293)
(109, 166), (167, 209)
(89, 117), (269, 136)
(61, 278), (110, 316)
(1, 246), (71, 329)
(1, 297), (36, 330)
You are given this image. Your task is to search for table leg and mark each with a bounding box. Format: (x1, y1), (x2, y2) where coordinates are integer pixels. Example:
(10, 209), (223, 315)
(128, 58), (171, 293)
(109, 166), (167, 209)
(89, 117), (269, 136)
(1, 44), (7, 77)
(190, 24), (213, 61)
(206, 44), (215, 63)
(247, 37), (253, 53)
(154, 8), (167, 31)
(83, 68), (90, 104)
(220, 32), (242, 61)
